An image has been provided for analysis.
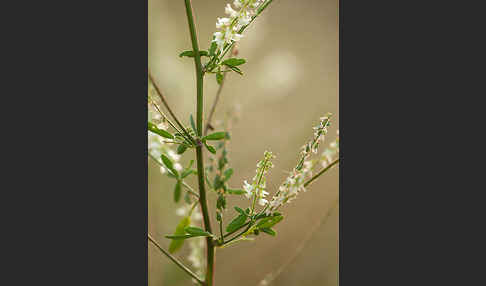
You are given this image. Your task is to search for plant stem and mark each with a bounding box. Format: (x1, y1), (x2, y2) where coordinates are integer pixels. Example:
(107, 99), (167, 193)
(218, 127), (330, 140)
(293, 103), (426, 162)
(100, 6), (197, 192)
(184, 1), (214, 285)
(148, 233), (205, 285)
(204, 46), (234, 136)
(303, 158), (339, 188)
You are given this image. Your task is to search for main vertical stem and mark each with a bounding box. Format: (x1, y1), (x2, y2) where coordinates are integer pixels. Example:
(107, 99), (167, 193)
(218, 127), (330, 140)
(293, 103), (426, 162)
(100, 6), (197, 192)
(184, 1), (214, 285)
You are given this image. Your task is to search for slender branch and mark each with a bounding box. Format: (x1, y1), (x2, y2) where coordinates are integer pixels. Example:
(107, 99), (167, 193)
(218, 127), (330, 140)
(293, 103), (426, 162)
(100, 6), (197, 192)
(148, 233), (205, 285)
(148, 154), (199, 198)
(149, 97), (186, 138)
(303, 158), (339, 188)
(148, 70), (195, 144)
(183, 1), (215, 285)
(204, 46), (235, 136)
(257, 199), (339, 286)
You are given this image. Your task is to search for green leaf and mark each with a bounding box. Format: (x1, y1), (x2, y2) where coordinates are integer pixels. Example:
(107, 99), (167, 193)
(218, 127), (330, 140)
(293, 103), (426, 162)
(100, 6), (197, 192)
(213, 175), (223, 190)
(227, 65), (243, 75)
(177, 144), (188, 155)
(216, 72), (224, 85)
(203, 132), (228, 141)
(209, 42), (217, 57)
(222, 58), (246, 67)
(256, 215), (283, 229)
(179, 50), (195, 57)
(227, 188), (245, 195)
(179, 50), (209, 58)
(174, 181), (181, 202)
(181, 168), (196, 179)
(234, 207), (246, 215)
(226, 214), (247, 233)
(223, 168), (234, 181)
(168, 216), (191, 253)
(165, 234), (195, 240)
(148, 122), (174, 139)
(184, 227), (213, 237)
(217, 194), (226, 210)
(260, 228), (276, 236)
(160, 154), (179, 177)
(189, 114), (197, 134)
(204, 141), (216, 154)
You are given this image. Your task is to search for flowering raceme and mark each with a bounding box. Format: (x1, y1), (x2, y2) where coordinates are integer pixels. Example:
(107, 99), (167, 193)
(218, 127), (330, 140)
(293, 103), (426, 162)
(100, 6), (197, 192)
(213, 0), (264, 53)
(265, 116), (339, 215)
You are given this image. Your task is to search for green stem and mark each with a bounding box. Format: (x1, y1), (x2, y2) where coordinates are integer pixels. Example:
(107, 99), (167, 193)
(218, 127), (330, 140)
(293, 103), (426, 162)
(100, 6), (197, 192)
(303, 158), (339, 188)
(184, 1), (214, 285)
(148, 234), (205, 285)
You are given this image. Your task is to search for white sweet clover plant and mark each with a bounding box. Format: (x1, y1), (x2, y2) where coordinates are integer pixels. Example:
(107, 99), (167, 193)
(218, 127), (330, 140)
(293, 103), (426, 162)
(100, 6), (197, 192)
(148, 1), (339, 285)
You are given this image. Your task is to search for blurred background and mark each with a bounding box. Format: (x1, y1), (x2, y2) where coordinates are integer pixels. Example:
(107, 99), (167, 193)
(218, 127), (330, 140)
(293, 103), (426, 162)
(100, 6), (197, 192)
(149, 0), (338, 285)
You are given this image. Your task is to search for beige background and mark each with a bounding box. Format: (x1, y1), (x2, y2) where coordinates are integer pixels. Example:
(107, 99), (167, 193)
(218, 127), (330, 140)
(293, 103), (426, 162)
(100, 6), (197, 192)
(149, 0), (339, 285)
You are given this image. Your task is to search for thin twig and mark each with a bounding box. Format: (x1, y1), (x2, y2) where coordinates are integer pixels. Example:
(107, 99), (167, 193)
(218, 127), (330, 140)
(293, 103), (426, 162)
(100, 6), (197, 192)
(304, 158), (339, 188)
(148, 70), (195, 144)
(148, 233), (205, 285)
(258, 199), (339, 286)
(204, 46), (235, 136)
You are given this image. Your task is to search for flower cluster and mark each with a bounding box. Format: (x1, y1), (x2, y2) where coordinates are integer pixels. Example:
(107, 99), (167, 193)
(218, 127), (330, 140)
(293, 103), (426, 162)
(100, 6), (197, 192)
(265, 119), (338, 215)
(242, 150), (275, 207)
(213, 0), (264, 53)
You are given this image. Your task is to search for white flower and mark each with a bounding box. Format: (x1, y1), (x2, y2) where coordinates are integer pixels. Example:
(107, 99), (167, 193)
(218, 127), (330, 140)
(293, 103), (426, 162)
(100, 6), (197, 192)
(243, 180), (253, 198)
(216, 17), (231, 29)
(160, 166), (167, 174)
(167, 150), (180, 161)
(233, 0), (242, 8)
(225, 4), (238, 17)
(258, 198), (268, 206)
(174, 163), (183, 171)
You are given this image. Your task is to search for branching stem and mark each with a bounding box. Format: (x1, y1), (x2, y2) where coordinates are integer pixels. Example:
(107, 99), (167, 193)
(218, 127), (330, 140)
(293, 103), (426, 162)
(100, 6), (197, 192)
(184, 1), (215, 285)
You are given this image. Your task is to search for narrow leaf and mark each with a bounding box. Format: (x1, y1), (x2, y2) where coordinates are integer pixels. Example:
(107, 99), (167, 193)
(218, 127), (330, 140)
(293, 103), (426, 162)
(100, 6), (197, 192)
(204, 141), (216, 154)
(176, 144), (188, 154)
(161, 154), (179, 177)
(168, 216), (191, 253)
(223, 168), (234, 181)
(256, 215), (283, 229)
(148, 122), (174, 139)
(227, 188), (245, 195)
(222, 58), (246, 67)
(179, 50), (195, 57)
(174, 181), (181, 202)
(184, 227), (213, 237)
(209, 42), (217, 56)
(203, 132), (228, 141)
(234, 206), (246, 215)
(189, 114), (197, 134)
(226, 214), (247, 233)
(166, 234), (195, 240)
(260, 228), (276, 236)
